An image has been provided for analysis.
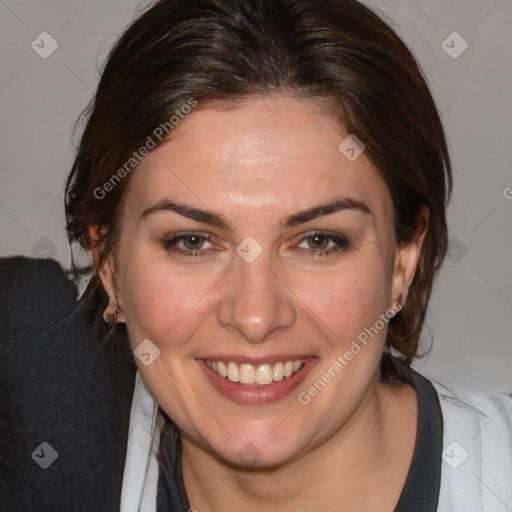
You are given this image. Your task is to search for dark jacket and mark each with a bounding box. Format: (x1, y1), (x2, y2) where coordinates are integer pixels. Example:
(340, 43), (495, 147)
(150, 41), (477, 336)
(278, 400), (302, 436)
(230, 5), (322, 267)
(0, 256), (136, 512)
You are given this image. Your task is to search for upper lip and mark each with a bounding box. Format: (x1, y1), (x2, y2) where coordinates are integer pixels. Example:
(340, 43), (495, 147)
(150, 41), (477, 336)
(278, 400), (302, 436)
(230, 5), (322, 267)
(198, 355), (315, 365)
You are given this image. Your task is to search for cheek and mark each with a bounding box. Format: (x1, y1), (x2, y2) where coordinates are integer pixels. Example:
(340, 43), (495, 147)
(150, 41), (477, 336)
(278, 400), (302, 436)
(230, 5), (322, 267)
(293, 256), (391, 344)
(119, 257), (211, 350)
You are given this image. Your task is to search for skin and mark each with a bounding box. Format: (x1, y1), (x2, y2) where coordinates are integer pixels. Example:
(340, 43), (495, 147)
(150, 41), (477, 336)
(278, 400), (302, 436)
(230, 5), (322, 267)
(92, 94), (427, 511)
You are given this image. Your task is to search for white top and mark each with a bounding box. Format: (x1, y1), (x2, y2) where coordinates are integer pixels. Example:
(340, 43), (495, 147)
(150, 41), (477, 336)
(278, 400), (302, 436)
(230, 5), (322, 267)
(120, 371), (512, 512)
(120, 371), (162, 512)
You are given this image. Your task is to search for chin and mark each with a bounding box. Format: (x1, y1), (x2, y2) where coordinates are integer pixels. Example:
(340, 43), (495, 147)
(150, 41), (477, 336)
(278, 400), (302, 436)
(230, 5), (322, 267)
(200, 429), (307, 470)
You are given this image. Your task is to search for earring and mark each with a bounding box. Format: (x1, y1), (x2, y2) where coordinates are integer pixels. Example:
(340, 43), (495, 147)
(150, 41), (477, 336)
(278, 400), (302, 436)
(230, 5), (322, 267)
(397, 292), (404, 307)
(103, 302), (120, 325)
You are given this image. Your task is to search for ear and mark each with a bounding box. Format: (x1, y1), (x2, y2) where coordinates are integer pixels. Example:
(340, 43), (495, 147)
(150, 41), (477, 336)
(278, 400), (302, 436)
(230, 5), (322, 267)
(89, 225), (104, 269)
(89, 225), (124, 323)
(390, 205), (429, 308)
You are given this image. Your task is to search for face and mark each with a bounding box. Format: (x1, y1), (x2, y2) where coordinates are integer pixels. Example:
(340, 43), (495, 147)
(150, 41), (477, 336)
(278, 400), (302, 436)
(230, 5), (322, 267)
(98, 94), (422, 468)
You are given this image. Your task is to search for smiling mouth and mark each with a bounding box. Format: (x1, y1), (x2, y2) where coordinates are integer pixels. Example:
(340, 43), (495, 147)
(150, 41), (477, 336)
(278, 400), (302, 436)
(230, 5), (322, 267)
(203, 359), (306, 386)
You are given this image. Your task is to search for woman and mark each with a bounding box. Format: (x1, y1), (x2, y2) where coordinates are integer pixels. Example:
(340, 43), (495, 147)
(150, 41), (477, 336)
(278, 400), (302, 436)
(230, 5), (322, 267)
(1, 0), (510, 510)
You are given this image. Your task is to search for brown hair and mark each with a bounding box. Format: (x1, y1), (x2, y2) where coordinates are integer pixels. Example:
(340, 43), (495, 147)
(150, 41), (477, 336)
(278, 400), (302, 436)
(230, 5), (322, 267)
(65, 0), (452, 383)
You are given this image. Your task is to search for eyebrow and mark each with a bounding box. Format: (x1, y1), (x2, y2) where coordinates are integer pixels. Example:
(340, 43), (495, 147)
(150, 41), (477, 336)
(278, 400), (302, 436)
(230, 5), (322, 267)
(140, 197), (372, 231)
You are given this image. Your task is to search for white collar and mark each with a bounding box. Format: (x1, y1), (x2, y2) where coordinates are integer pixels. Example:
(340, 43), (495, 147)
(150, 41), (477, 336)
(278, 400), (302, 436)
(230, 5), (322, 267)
(120, 370), (161, 512)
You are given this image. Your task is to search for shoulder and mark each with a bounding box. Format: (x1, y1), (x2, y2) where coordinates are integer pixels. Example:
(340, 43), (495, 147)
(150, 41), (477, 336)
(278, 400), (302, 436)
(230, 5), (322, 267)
(0, 254), (76, 292)
(0, 255), (78, 331)
(0, 256), (136, 510)
(432, 378), (512, 439)
(430, 379), (512, 511)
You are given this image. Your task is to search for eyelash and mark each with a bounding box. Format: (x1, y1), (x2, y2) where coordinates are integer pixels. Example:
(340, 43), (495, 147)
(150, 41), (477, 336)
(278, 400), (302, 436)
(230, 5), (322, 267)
(162, 231), (350, 259)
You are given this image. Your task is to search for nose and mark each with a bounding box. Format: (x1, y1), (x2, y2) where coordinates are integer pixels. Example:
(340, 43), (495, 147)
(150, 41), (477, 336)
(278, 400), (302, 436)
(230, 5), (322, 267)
(216, 250), (297, 344)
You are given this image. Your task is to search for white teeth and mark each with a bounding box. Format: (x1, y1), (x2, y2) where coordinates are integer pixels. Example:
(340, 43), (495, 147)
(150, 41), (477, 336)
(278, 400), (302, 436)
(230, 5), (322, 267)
(256, 364), (273, 385)
(239, 364), (256, 384)
(273, 362), (284, 381)
(205, 359), (306, 386)
(227, 362), (239, 382)
(217, 361), (227, 378)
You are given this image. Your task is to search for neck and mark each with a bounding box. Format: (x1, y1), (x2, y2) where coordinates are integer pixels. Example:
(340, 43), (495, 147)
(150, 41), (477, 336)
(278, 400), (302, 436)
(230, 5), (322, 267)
(180, 372), (417, 512)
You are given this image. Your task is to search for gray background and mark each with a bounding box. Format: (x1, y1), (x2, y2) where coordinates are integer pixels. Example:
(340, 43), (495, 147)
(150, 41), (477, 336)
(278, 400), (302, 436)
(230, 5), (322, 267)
(1, 0), (511, 391)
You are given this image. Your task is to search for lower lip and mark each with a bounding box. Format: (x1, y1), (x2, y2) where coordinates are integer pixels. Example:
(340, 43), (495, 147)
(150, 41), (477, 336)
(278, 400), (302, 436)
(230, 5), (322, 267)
(197, 358), (318, 405)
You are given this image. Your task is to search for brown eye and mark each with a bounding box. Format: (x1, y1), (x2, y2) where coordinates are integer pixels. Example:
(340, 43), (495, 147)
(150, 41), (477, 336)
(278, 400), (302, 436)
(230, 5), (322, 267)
(306, 233), (330, 250)
(163, 231), (213, 258)
(181, 234), (206, 250)
(297, 231), (350, 258)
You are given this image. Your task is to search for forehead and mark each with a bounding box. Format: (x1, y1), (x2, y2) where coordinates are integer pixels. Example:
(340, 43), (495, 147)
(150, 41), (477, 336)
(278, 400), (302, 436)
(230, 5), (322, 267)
(125, 94), (392, 225)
